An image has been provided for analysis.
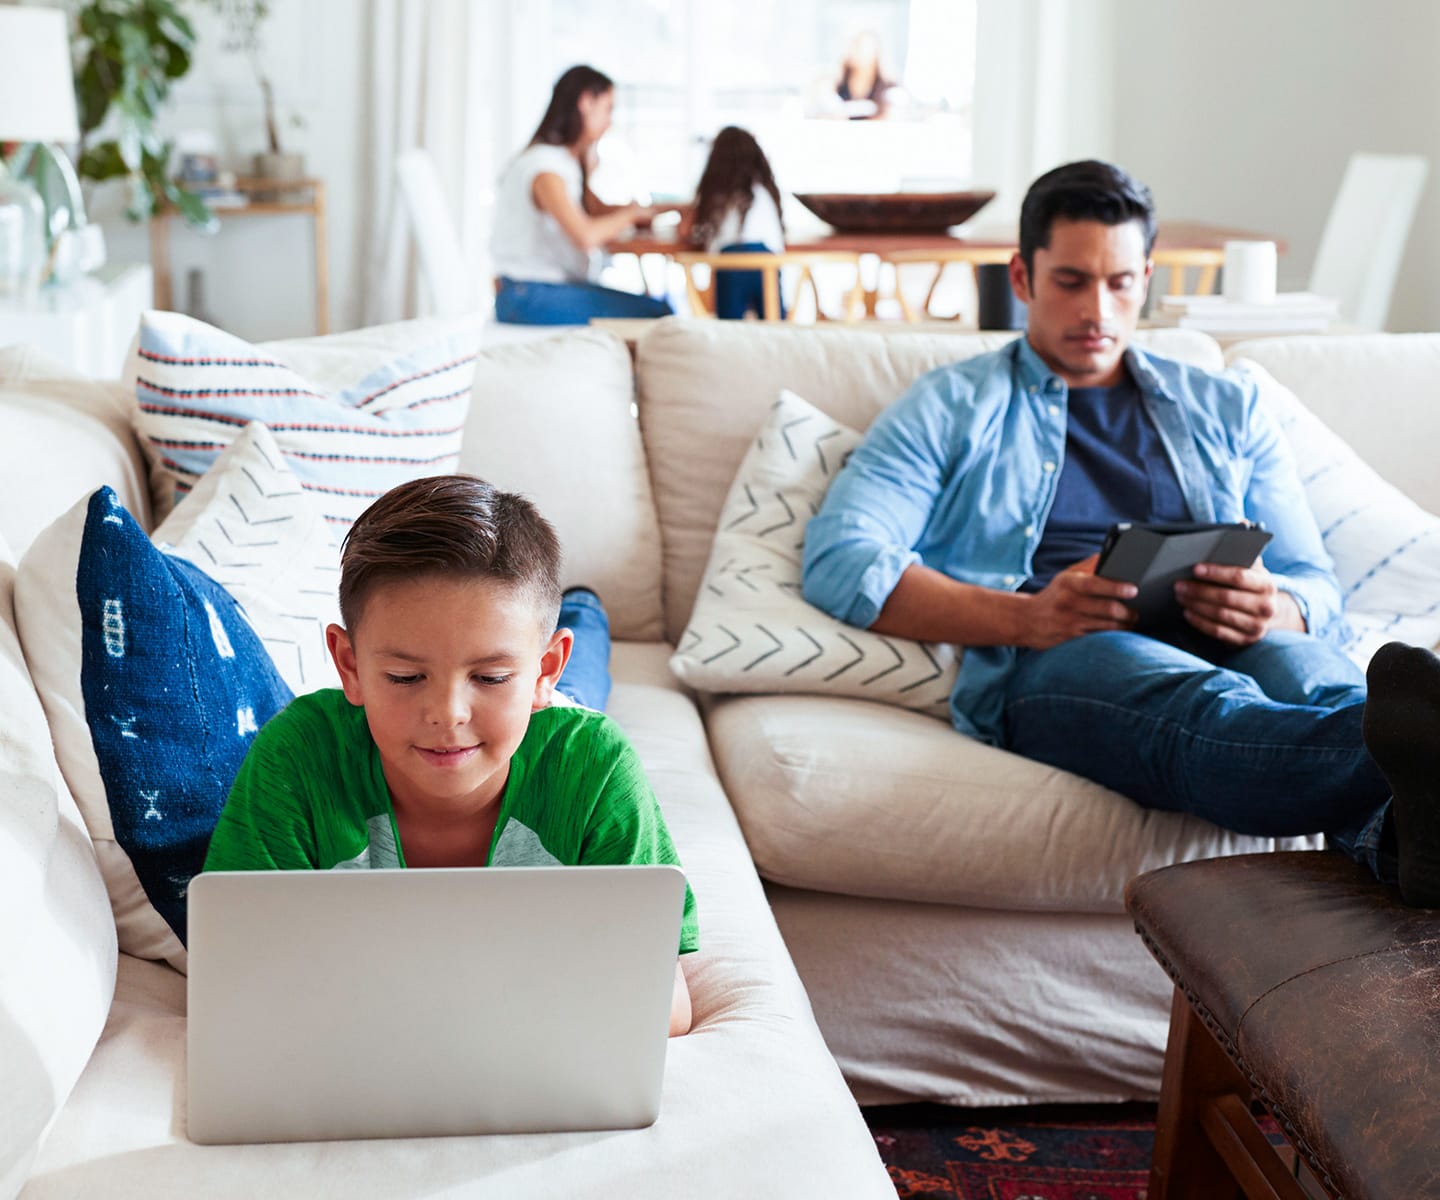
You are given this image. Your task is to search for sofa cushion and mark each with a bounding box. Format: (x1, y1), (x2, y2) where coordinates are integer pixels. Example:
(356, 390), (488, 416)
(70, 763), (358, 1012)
(131, 310), (477, 531)
(1224, 333), (1440, 515)
(0, 538), (117, 1197)
(670, 389), (955, 716)
(636, 321), (1225, 642)
(1236, 359), (1440, 662)
(703, 690), (1315, 912)
(0, 344), (151, 558)
(458, 330), (664, 642)
(15, 485), (294, 972)
(24, 646), (896, 1200)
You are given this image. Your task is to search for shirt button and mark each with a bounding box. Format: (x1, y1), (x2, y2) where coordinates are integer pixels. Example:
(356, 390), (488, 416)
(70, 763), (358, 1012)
(1003, 575), (1017, 586)
(1043, 460), (1056, 472)
(1024, 524), (1035, 537)
(1048, 404), (1060, 417)
(1028, 385), (1039, 395)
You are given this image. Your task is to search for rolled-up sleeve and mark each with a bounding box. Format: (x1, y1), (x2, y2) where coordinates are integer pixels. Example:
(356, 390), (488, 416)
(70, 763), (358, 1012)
(1238, 379), (1344, 636)
(802, 374), (957, 629)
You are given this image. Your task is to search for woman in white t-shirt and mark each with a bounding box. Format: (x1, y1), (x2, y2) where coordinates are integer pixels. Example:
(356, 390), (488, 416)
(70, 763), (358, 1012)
(491, 65), (673, 325)
(683, 126), (787, 320)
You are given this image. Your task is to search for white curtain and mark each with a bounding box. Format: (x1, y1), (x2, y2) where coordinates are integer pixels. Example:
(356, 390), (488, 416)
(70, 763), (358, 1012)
(359, 0), (501, 326)
(972, 0), (1117, 222)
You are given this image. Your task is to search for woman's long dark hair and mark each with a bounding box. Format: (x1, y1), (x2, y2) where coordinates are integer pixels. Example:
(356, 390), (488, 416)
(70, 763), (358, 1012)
(690, 126), (784, 247)
(529, 65), (614, 151)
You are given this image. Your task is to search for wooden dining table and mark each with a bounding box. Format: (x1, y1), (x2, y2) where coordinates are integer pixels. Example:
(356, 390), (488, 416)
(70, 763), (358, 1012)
(608, 220), (1289, 321)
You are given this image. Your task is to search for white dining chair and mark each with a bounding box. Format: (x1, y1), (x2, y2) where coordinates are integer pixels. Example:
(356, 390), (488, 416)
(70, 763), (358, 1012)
(1309, 152), (1428, 331)
(395, 147), (480, 318)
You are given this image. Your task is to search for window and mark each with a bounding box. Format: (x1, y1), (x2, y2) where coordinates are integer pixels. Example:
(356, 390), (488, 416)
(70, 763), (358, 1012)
(539, 0), (978, 207)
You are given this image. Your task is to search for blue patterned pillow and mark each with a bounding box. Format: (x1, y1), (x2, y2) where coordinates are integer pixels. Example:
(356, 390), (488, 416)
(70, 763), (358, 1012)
(17, 486), (293, 969)
(132, 310), (477, 532)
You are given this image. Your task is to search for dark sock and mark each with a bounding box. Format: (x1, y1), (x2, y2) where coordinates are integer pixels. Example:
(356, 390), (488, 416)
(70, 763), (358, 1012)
(1362, 641), (1440, 907)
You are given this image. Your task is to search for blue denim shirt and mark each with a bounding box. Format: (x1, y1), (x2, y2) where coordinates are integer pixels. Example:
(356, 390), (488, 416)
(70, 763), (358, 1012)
(801, 337), (1342, 743)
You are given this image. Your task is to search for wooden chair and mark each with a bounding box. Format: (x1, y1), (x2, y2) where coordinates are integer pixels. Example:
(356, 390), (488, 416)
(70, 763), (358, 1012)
(1150, 247), (1224, 296)
(671, 250), (867, 323)
(880, 246), (1016, 323)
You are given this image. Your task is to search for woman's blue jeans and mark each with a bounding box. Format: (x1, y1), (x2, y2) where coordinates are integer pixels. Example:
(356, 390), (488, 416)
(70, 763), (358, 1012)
(555, 587), (611, 711)
(1002, 629), (1391, 850)
(495, 277), (673, 325)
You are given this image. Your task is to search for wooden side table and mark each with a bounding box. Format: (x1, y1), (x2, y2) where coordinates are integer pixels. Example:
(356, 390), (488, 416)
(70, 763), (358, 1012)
(148, 177), (329, 334)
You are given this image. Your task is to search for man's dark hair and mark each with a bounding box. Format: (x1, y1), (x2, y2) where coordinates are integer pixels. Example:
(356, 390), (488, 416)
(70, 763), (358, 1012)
(1018, 160), (1157, 278)
(338, 475), (563, 636)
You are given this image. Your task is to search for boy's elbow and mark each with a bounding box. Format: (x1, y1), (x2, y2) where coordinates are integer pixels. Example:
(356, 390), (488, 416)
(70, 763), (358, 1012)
(668, 962), (692, 1037)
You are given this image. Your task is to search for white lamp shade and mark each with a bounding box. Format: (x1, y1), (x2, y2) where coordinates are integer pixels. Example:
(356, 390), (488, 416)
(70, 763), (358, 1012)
(0, 6), (80, 144)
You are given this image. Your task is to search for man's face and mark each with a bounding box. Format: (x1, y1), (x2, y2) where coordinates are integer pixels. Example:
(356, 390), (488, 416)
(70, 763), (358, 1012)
(1009, 217), (1152, 388)
(327, 576), (569, 822)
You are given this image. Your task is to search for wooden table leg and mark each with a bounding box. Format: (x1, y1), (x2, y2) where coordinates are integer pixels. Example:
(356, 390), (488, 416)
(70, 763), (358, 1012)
(1150, 989), (1247, 1200)
(312, 180), (330, 334)
(148, 214), (172, 312)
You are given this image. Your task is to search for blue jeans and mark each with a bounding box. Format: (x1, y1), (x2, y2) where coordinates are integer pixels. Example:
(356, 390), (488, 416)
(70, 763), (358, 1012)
(714, 242), (785, 320)
(495, 277), (673, 325)
(555, 587), (611, 711)
(1001, 629), (1391, 852)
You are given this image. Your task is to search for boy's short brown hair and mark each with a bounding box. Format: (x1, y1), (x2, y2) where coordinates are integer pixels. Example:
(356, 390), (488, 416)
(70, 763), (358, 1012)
(338, 475), (563, 635)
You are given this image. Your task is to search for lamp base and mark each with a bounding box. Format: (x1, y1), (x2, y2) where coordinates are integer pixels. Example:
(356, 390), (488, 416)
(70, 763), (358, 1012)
(0, 158), (46, 298)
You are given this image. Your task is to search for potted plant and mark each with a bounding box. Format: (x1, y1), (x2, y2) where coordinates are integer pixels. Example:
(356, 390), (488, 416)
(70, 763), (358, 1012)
(211, 0), (304, 197)
(72, 0), (215, 229)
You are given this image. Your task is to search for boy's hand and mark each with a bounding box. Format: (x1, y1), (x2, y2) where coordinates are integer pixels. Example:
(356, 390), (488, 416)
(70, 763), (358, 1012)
(1175, 561), (1306, 643)
(1019, 554), (1138, 650)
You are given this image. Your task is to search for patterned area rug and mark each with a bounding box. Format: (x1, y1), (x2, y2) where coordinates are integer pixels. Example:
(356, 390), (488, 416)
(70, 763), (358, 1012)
(865, 1101), (1159, 1199)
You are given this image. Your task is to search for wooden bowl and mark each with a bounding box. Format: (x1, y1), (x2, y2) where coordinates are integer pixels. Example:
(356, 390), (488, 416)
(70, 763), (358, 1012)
(793, 190), (996, 234)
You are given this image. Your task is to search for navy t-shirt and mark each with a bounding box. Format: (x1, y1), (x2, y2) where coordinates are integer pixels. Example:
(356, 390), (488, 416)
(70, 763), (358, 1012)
(1024, 374), (1190, 591)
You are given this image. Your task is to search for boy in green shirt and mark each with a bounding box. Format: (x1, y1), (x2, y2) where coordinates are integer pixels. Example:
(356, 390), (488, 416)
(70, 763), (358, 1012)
(204, 475), (698, 1035)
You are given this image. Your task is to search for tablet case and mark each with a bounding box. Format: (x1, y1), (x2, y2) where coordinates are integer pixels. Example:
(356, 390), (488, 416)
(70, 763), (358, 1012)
(1095, 522), (1273, 628)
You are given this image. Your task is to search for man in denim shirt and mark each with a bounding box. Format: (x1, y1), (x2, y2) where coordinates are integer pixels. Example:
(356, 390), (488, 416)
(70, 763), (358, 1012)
(803, 160), (1396, 875)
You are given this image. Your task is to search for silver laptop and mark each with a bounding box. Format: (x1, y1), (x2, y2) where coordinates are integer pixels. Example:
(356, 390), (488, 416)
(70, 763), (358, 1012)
(186, 865), (686, 1144)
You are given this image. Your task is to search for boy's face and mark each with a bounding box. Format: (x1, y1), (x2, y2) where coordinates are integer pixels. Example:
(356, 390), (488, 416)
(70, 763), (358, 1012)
(326, 576), (571, 822)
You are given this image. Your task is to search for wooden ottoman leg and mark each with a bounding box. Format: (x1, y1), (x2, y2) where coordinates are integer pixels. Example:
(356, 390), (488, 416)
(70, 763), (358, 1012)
(1150, 988), (1247, 1200)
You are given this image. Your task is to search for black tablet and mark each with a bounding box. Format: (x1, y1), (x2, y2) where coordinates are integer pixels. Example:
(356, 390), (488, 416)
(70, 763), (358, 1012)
(1095, 521), (1274, 628)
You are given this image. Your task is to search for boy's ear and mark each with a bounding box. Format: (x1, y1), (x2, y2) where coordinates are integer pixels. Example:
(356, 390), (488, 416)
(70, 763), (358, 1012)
(532, 626), (575, 712)
(326, 623), (365, 706)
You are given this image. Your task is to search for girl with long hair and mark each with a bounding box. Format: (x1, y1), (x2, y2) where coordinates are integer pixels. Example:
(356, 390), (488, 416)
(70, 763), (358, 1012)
(685, 126), (786, 320)
(491, 65), (673, 324)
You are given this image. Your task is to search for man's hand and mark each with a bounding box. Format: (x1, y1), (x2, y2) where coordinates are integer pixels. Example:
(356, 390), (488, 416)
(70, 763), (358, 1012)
(1174, 561), (1306, 644)
(1020, 554), (1139, 650)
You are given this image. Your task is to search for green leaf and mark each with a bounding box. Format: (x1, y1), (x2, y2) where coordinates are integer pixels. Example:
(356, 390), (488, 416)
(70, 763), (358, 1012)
(171, 186), (218, 234)
(77, 141), (130, 182)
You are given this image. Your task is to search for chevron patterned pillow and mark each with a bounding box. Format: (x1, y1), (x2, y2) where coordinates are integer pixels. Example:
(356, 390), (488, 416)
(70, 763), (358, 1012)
(670, 389), (958, 717)
(132, 310), (476, 532)
(156, 421), (342, 696)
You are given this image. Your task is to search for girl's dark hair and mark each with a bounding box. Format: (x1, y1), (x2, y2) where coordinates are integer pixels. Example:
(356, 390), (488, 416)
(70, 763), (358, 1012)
(527, 65), (613, 194)
(689, 126), (784, 247)
(1018, 160), (1157, 278)
(339, 475), (563, 636)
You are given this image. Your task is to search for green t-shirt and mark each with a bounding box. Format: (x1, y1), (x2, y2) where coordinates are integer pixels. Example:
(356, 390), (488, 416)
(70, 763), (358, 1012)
(203, 690), (698, 954)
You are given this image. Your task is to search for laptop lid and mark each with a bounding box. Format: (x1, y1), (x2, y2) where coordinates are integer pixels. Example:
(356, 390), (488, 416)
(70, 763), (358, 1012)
(186, 864), (686, 1144)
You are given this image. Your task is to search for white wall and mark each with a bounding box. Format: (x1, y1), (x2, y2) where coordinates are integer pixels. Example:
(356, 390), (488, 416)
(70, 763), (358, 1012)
(1110, 0), (1440, 332)
(92, 0), (366, 341)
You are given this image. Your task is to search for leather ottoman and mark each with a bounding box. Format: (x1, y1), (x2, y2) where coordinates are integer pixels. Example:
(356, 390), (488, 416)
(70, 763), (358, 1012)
(1126, 850), (1440, 1200)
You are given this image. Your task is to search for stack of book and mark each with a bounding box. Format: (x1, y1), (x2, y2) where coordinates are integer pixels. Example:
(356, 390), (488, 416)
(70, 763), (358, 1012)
(1155, 292), (1340, 334)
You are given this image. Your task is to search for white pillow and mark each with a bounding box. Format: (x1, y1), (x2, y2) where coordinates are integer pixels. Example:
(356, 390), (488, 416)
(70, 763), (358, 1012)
(670, 389), (958, 717)
(131, 310), (477, 530)
(158, 421), (342, 695)
(1237, 359), (1440, 663)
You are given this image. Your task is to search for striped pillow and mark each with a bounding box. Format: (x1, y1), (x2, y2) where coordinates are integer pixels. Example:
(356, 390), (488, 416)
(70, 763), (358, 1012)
(132, 311), (477, 532)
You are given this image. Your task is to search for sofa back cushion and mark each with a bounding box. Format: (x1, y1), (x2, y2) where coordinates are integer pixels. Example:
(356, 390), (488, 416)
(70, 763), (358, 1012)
(0, 536), (117, 1196)
(636, 321), (1224, 642)
(0, 345), (152, 558)
(1224, 333), (1440, 515)
(460, 330), (664, 642)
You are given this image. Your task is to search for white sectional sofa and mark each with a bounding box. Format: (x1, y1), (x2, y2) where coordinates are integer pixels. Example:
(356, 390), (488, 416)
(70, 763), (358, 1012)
(5, 316), (1439, 1198)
